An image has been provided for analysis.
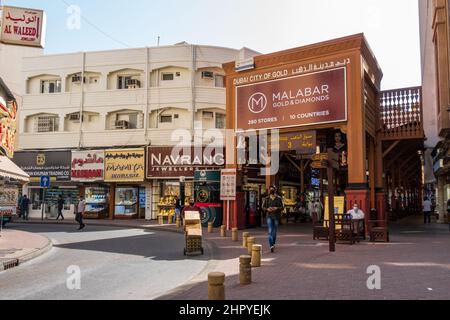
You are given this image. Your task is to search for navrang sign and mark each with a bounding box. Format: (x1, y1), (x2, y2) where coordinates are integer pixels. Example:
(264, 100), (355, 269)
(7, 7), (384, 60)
(236, 67), (347, 131)
(0, 6), (46, 48)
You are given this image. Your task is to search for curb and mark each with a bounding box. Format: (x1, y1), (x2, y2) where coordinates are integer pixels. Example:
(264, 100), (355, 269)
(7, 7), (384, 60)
(0, 235), (53, 272)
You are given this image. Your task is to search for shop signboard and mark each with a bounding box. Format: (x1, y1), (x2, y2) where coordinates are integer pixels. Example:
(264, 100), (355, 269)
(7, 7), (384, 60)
(236, 67), (347, 131)
(71, 150), (105, 182)
(146, 146), (225, 179)
(324, 196), (346, 229)
(220, 169), (237, 201)
(0, 6), (46, 48)
(13, 151), (71, 182)
(273, 131), (316, 154)
(104, 148), (145, 182)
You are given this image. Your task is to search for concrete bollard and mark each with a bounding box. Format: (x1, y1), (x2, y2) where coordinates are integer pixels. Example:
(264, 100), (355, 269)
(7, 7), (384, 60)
(242, 232), (250, 248)
(176, 217), (181, 228)
(208, 222), (214, 233)
(247, 237), (255, 255)
(220, 225), (227, 238)
(251, 244), (262, 268)
(239, 255), (252, 285)
(232, 228), (239, 242)
(158, 216), (163, 225)
(208, 272), (225, 300)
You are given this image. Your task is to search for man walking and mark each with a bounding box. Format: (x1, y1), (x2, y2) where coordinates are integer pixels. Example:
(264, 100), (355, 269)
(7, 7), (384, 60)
(423, 197), (432, 224)
(76, 197), (86, 230)
(21, 195), (30, 221)
(56, 195), (65, 221)
(262, 186), (284, 253)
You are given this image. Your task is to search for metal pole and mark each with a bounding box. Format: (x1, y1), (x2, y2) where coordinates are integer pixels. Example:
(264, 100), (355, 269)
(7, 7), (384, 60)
(41, 188), (46, 221)
(0, 212), (3, 237)
(227, 200), (230, 231)
(328, 166), (336, 252)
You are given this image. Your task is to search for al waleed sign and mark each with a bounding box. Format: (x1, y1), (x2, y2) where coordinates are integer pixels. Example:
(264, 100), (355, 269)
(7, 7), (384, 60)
(236, 67), (347, 131)
(0, 6), (46, 48)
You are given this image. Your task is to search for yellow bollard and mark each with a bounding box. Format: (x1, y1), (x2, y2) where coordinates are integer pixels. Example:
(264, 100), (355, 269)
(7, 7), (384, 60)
(208, 222), (214, 233)
(221, 225), (227, 238)
(242, 232), (250, 248)
(247, 237), (255, 255)
(239, 255), (252, 285)
(251, 244), (262, 268)
(208, 272), (225, 300)
(232, 228), (239, 242)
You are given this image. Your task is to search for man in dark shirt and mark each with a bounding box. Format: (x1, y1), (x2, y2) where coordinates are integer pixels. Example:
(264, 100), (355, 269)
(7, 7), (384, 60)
(21, 195), (30, 221)
(181, 198), (202, 225)
(263, 186), (284, 253)
(56, 195), (65, 220)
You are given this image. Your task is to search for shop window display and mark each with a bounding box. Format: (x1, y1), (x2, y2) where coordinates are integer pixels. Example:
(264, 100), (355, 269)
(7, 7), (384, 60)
(115, 187), (138, 217)
(85, 187), (108, 219)
(44, 188), (79, 217)
(158, 181), (193, 219)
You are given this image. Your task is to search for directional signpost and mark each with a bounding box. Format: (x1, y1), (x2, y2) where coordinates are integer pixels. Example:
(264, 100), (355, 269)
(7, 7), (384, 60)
(40, 176), (50, 221)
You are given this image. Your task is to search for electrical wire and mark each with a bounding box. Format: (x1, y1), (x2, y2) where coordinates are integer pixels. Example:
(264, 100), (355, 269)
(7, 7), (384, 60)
(60, 0), (131, 48)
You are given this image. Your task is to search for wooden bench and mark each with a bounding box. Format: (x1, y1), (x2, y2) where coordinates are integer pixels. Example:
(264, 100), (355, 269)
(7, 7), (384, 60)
(312, 211), (329, 240)
(335, 214), (357, 245)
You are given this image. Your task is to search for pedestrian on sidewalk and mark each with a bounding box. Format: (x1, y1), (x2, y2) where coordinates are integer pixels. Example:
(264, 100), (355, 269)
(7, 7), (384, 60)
(21, 195), (30, 221)
(263, 186), (284, 253)
(173, 196), (182, 224)
(423, 197), (432, 224)
(76, 197), (86, 231)
(56, 195), (65, 221)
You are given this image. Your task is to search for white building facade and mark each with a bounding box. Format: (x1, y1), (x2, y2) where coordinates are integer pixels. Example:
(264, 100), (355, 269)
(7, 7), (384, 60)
(16, 43), (259, 221)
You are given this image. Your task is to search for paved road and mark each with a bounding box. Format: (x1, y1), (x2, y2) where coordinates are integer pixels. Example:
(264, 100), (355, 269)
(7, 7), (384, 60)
(0, 224), (209, 300)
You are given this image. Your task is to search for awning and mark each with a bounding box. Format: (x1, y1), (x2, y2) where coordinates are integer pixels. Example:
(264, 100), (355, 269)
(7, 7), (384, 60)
(0, 156), (30, 183)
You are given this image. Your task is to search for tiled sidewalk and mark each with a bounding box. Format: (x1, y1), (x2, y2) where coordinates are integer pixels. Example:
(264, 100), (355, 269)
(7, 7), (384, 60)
(162, 217), (450, 300)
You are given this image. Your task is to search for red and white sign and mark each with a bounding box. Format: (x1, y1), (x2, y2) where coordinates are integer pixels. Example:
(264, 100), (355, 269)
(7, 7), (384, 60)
(0, 6), (46, 48)
(71, 150), (105, 182)
(220, 169), (237, 201)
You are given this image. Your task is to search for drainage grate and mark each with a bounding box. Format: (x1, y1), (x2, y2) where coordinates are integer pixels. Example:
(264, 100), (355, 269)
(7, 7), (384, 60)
(0, 259), (19, 271)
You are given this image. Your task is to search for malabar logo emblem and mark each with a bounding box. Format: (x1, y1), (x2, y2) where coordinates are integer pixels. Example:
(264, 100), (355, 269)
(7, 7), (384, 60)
(248, 92), (268, 114)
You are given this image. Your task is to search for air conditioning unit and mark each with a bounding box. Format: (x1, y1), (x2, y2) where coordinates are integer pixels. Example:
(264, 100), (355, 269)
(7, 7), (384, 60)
(69, 113), (81, 122)
(72, 75), (86, 83)
(201, 71), (214, 79)
(125, 79), (141, 89)
(115, 120), (129, 129)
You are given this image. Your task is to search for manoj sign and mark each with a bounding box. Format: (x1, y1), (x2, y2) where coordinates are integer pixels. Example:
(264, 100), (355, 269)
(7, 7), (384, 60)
(71, 150), (105, 182)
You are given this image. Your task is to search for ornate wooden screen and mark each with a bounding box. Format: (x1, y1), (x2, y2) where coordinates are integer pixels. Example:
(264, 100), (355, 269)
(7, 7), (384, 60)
(380, 87), (424, 140)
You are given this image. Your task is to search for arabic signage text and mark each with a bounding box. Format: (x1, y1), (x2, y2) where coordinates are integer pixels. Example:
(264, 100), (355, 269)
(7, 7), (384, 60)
(146, 147), (225, 179)
(0, 6), (46, 48)
(236, 67), (347, 131)
(13, 151), (71, 182)
(274, 131), (317, 154)
(104, 149), (145, 182)
(71, 150), (105, 182)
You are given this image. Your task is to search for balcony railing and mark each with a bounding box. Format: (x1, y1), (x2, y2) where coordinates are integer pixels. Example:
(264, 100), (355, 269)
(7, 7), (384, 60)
(380, 86), (424, 141)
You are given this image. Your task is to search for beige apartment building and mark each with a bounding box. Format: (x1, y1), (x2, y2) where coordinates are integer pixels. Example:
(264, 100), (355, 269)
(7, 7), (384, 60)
(19, 43), (257, 149)
(15, 43), (259, 221)
(419, 0), (450, 223)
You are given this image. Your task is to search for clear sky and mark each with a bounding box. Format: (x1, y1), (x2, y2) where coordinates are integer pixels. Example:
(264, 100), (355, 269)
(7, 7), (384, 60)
(3, 0), (421, 90)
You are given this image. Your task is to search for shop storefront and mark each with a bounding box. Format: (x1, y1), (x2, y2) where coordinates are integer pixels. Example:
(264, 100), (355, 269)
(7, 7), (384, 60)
(13, 150), (75, 219)
(72, 150), (109, 219)
(104, 148), (146, 219)
(146, 146), (224, 220)
(223, 34), (385, 231)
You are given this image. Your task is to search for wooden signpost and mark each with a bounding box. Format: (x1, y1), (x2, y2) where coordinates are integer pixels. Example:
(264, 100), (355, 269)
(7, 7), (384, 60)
(311, 149), (340, 252)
